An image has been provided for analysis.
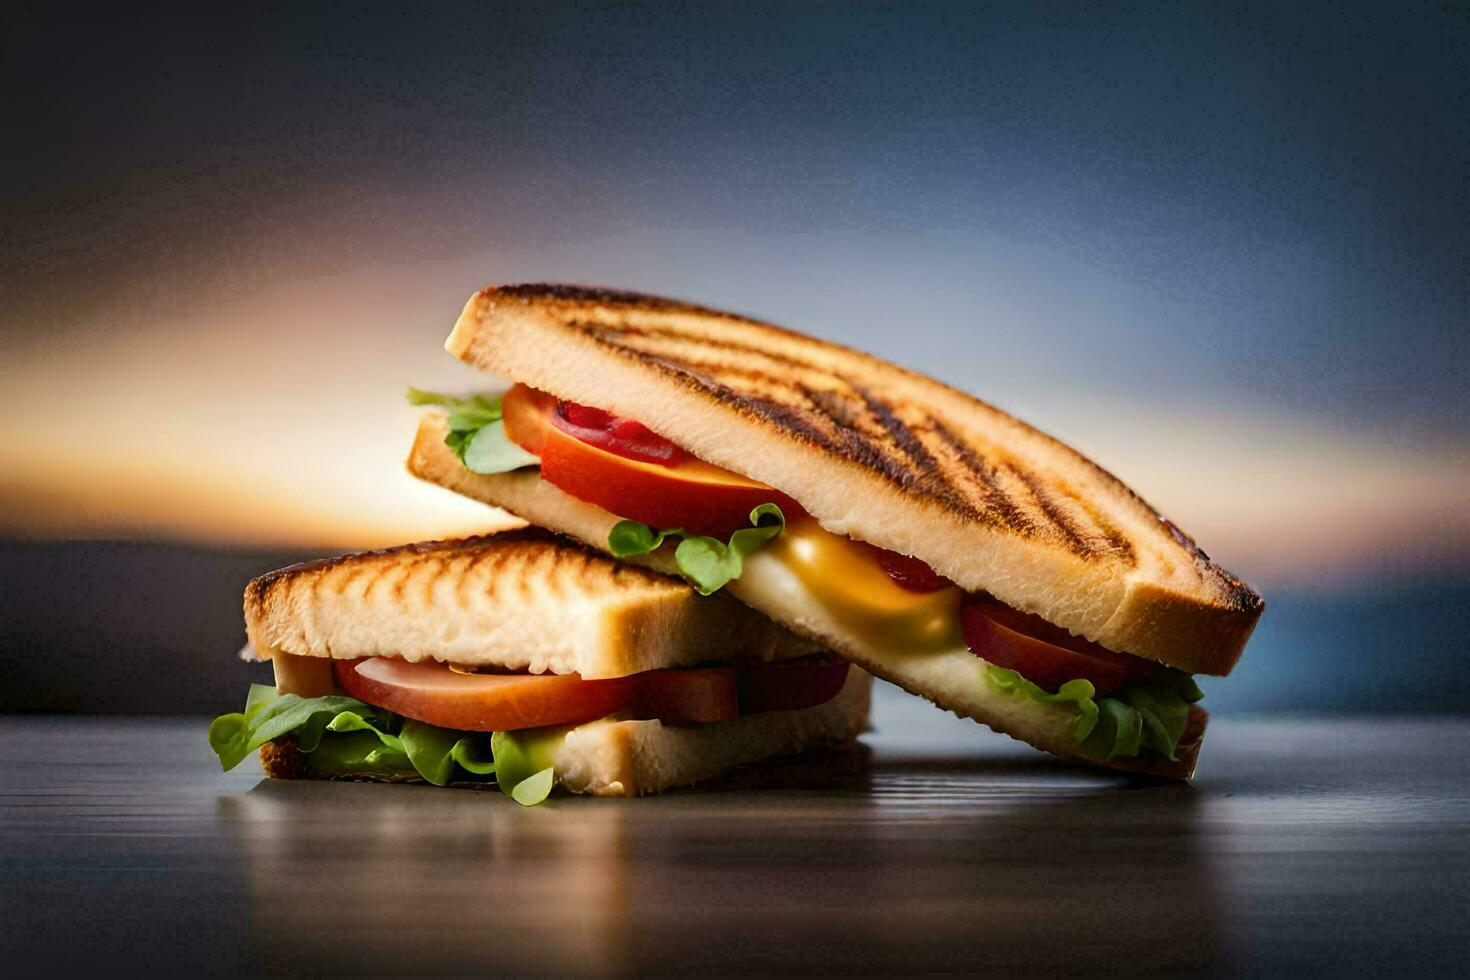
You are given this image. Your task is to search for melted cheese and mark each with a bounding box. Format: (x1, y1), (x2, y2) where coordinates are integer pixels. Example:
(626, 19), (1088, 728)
(762, 515), (963, 653)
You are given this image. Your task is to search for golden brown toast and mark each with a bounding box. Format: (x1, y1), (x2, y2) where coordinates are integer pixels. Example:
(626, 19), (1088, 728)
(259, 666), (872, 797)
(244, 529), (821, 679)
(444, 284), (1262, 676)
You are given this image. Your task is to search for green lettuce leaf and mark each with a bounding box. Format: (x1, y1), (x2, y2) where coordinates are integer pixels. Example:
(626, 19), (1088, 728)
(406, 387), (501, 426)
(305, 731), (418, 777)
(208, 685), (505, 790)
(407, 387), (539, 474)
(401, 719), (496, 787)
(1081, 697), (1145, 760)
(321, 710), (412, 770)
(511, 768), (556, 806)
(207, 684), (391, 771)
(982, 664), (1202, 761)
(607, 503), (786, 595)
(607, 521), (683, 556)
(982, 667), (1101, 741)
(1115, 671), (1202, 758)
(462, 419), (539, 473)
(492, 727), (566, 807)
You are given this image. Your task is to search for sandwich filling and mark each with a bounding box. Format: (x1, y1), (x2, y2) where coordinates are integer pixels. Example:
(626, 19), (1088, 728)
(410, 385), (1205, 765)
(210, 652), (851, 804)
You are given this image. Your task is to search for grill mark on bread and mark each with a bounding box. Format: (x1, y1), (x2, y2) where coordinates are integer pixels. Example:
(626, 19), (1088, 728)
(443, 284), (1266, 674)
(849, 382), (947, 494)
(721, 387), (841, 453)
(386, 555), (427, 604)
(582, 325), (894, 464)
(490, 285), (1229, 555)
(243, 529), (780, 668)
(245, 574), (278, 617)
(929, 419), (1035, 534)
(582, 321), (822, 375)
(499, 283), (729, 318)
(1075, 497), (1138, 565)
(1008, 466), (1100, 559)
(244, 529), (676, 604)
(332, 563), (374, 603)
(798, 384), (888, 464)
(599, 339), (968, 511)
(807, 394), (920, 487)
(461, 546), (508, 614)
(602, 337), (822, 411)
(576, 316), (1110, 539)
(416, 556), (445, 609)
(540, 549), (572, 604)
(799, 384), (862, 429)
(581, 310), (1135, 567)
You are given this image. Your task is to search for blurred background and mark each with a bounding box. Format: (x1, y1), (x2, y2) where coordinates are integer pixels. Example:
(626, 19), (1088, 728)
(3, 2), (1466, 717)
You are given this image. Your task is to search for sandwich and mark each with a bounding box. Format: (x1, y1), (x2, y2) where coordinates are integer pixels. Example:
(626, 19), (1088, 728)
(208, 530), (872, 802)
(406, 284), (1264, 778)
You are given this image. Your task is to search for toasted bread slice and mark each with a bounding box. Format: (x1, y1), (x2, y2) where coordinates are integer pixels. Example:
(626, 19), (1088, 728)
(244, 529), (820, 679)
(409, 418), (1206, 778)
(260, 664), (872, 796)
(444, 284), (1262, 676)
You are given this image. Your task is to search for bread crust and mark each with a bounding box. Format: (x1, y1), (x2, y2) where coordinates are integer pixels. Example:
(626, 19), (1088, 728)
(256, 667), (872, 796)
(443, 284), (1263, 675)
(409, 419), (1204, 779)
(244, 529), (819, 679)
(258, 737), (313, 780)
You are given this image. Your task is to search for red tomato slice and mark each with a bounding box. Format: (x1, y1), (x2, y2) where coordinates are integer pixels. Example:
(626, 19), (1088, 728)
(333, 656), (847, 732)
(501, 384), (556, 455)
(632, 667), (738, 723)
(960, 594), (1152, 696)
(552, 402), (688, 466)
(870, 547), (951, 593)
(737, 657), (851, 714)
(336, 658), (636, 731)
(505, 387), (948, 594)
(502, 383), (799, 537)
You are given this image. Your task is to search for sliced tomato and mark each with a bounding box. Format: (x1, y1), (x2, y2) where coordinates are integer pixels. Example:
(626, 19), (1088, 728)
(737, 657), (851, 714)
(501, 383), (799, 537)
(552, 402), (688, 466)
(870, 547), (951, 593)
(332, 656), (846, 732)
(505, 387), (951, 594)
(631, 666), (738, 723)
(500, 384), (556, 455)
(336, 658), (636, 731)
(960, 593), (1153, 696)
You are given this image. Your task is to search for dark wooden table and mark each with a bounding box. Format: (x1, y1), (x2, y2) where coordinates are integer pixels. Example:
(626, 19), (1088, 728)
(3, 696), (1467, 976)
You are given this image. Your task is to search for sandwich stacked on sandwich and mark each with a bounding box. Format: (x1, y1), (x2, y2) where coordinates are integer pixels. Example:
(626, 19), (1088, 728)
(210, 531), (871, 801)
(407, 284), (1264, 778)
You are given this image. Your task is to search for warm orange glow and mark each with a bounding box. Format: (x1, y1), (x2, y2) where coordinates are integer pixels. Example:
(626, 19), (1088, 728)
(3, 254), (1467, 590)
(1, 254), (522, 549)
(0, 446), (520, 549)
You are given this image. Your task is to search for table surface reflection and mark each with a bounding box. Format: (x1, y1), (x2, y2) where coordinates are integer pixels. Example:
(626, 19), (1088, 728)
(3, 702), (1468, 976)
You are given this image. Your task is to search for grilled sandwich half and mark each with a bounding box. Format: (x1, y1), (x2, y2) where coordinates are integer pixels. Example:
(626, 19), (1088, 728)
(208, 530), (870, 800)
(406, 284), (1264, 779)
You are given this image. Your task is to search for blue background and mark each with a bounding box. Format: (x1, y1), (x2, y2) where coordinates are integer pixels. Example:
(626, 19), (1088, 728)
(3, 2), (1466, 714)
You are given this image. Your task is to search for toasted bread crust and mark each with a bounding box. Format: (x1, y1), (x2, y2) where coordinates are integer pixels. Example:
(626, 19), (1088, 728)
(442, 284), (1262, 675)
(409, 421), (1202, 779)
(258, 737), (312, 780)
(245, 529), (819, 678)
(256, 667), (872, 796)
